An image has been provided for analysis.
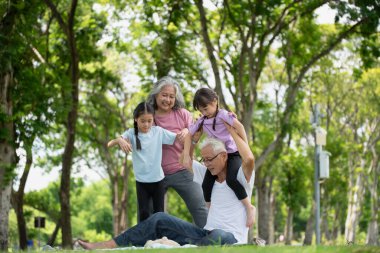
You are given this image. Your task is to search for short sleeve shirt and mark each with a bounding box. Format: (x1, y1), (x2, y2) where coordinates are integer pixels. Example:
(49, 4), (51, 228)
(189, 109), (238, 153)
(154, 109), (192, 175)
(122, 126), (176, 182)
(192, 161), (255, 243)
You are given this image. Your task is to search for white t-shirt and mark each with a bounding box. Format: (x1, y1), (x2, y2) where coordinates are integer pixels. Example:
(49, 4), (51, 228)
(192, 161), (255, 244)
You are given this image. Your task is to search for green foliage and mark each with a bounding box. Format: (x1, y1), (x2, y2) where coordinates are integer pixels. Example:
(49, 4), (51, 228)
(72, 180), (113, 238)
(166, 188), (192, 223)
(16, 179), (114, 246)
(278, 149), (310, 212)
(5, 0), (380, 246)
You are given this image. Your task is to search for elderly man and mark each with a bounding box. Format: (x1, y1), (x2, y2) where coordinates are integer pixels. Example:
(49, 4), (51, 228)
(78, 123), (255, 249)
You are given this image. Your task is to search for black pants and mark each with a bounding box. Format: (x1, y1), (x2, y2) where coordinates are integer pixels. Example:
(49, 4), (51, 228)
(202, 152), (247, 202)
(136, 180), (165, 222)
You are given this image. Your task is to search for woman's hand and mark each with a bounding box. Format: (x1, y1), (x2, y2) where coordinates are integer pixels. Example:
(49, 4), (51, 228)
(177, 128), (189, 144)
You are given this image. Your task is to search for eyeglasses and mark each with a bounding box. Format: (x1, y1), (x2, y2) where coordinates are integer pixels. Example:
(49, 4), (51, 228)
(199, 152), (223, 164)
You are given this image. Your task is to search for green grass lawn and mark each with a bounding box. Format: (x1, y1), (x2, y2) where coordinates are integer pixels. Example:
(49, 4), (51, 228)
(10, 245), (380, 253)
(69, 245), (380, 253)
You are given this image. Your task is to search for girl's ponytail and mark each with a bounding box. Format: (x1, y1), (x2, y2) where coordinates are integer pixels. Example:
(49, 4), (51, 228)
(134, 120), (142, 150)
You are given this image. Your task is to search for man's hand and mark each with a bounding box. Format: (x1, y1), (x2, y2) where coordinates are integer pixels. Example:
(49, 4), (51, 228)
(223, 121), (237, 134)
(179, 151), (193, 172)
(192, 129), (203, 144)
(182, 153), (193, 170)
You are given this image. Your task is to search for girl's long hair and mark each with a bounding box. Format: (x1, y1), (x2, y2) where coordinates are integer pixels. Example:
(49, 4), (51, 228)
(133, 101), (155, 150)
(193, 88), (219, 132)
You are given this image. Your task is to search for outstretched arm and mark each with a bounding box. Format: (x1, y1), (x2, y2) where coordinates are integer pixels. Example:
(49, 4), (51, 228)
(107, 138), (119, 148)
(107, 136), (132, 153)
(224, 122), (255, 181)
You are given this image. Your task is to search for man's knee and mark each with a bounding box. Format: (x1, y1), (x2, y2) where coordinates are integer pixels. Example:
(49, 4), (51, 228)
(149, 212), (167, 221)
(220, 231), (237, 244)
(201, 229), (237, 245)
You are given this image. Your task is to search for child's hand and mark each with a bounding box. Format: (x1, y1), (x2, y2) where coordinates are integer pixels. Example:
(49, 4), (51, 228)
(177, 128), (189, 144)
(117, 137), (132, 153)
(228, 111), (237, 118)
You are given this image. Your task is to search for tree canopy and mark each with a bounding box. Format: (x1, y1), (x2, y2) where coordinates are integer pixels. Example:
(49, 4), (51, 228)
(1, 0), (379, 249)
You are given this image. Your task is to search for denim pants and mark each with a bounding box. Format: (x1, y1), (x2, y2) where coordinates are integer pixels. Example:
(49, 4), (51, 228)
(163, 169), (208, 228)
(113, 212), (237, 246)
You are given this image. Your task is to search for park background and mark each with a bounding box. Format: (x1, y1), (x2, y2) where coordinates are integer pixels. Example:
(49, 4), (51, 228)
(0, 0), (379, 250)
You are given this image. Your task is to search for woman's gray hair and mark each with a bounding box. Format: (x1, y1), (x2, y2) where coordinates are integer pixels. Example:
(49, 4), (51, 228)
(199, 138), (227, 154)
(147, 76), (185, 110)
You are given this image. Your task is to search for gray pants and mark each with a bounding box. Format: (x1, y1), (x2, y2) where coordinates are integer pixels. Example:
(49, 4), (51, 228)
(163, 169), (208, 228)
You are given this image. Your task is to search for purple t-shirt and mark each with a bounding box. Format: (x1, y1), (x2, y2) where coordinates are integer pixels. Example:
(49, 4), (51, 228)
(189, 109), (237, 153)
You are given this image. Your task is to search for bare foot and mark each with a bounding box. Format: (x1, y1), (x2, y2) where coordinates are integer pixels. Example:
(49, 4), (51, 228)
(77, 240), (94, 250)
(77, 239), (117, 250)
(246, 204), (256, 228)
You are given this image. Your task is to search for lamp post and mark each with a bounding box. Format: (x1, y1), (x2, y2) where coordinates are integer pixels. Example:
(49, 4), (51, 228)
(312, 104), (321, 245)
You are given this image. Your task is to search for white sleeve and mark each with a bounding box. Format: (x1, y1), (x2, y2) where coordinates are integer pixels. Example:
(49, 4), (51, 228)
(192, 160), (207, 185)
(237, 167), (255, 193)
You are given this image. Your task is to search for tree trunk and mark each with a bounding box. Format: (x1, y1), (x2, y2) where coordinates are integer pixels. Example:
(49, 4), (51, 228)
(366, 148), (379, 245)
(43, 0), (79, 248)
(11, 140), (33, 250)
(285, 207), (293, 245)
(0, 184), (11, 251)
(268, 191), (276, 244)
(0, 2), (18, 250)
(303, 201), (315, 245)
(321, 208), (331, 242)
(59, 58), (78, 250)
(112, 157), (130, 235)
(0, 59), (14, 253)
(344, 157), (366, 243)
(195, 0), (229, 111)
(257, 174), (273, 244)
(331, 205), (340, 242)
(47, 219), (61, 246)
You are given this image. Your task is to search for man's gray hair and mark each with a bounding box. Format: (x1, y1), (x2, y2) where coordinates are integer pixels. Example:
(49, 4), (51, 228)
(147, 76), (185, 110)
(200, 138), (227, 154)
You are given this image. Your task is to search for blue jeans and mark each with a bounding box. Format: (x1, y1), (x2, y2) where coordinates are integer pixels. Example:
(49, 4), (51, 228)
(113, 212), (237, 246)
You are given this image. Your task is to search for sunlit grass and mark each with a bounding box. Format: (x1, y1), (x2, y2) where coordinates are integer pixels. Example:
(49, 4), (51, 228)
(14, 245), (380, 253)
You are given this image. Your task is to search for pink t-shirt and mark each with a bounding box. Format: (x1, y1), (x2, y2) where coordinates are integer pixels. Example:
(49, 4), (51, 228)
(154, 108), (192, 175)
